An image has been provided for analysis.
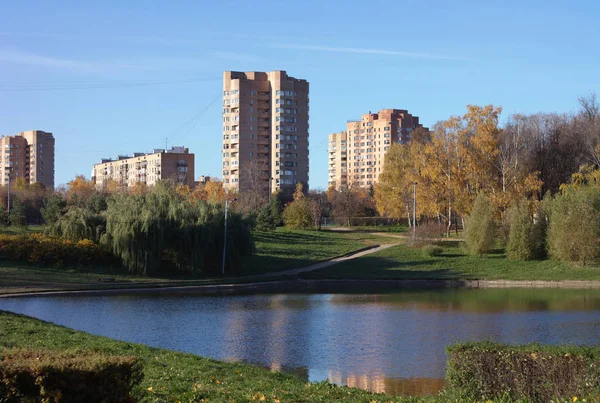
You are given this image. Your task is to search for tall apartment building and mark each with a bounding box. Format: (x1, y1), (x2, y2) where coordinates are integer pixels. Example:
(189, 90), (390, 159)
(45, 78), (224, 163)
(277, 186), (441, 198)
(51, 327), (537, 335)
(0, 130), (55, 188)
(328, 109), (424, 189)
(222, 70), (309, 198)
(91, 146), (194, 189)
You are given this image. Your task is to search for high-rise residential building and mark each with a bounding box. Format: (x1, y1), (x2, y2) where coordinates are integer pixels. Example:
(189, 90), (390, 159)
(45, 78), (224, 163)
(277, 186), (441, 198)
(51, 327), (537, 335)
(222, 70), (309, 198)
(91, 146), (194, 189)
(328, 109), (425, 189)
(0, 130), (55, 188)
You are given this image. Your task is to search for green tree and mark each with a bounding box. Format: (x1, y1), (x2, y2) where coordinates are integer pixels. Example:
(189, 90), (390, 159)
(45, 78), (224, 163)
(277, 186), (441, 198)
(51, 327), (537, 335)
(41, 193), (67, 225)
(547, 185), (600, 264)
(282, 184), (312, 230)
(47, 207), (106, 243)
(9, 199), (27, 228)
(464, 193), (495, 255)
(506, 199), (536, 260)
(255, 192), (282, 231)
(0, 204), (9, 227)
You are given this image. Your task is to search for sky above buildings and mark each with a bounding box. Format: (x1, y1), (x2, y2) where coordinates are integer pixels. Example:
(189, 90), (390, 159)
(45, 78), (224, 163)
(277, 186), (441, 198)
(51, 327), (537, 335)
(1, 0), (599, 189)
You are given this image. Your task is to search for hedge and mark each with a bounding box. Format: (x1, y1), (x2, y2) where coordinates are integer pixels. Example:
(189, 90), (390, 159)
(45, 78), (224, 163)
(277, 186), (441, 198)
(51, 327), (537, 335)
(446, 342), (600, 402)
(0, 233), (113, 266)
(0, 348), (142, 402)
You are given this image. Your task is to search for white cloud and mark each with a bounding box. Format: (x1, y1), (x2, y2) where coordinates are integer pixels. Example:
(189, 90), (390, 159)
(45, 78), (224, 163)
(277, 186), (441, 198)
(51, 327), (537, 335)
(270, 44), (468, 61)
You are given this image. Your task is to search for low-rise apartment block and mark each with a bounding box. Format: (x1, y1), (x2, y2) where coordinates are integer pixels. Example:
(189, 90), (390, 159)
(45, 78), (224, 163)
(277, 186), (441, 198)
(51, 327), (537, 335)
(92, 146), (194, 189)
(328, 109), (425, 189)
(0, 130), (55, 188)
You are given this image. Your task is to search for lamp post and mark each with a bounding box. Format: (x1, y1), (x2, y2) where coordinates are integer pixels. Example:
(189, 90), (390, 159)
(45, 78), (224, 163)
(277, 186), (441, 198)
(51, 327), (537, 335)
(5, 167), (12, 214)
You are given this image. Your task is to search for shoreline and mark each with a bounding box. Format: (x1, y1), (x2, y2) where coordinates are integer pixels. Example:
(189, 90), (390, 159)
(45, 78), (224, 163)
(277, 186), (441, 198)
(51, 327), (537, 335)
(2, 278), (600, 298)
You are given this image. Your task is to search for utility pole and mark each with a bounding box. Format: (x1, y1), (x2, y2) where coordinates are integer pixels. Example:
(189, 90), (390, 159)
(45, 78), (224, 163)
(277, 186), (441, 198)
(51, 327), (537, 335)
(6, 167), (12, 214)
(222, 199), (229, 275)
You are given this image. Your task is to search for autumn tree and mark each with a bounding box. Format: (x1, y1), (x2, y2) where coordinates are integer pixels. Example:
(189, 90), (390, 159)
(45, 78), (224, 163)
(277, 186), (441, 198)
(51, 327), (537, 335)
(67, 175), (96, 206)
(308, 190), (328, 230)
(283, 183), (312, 229)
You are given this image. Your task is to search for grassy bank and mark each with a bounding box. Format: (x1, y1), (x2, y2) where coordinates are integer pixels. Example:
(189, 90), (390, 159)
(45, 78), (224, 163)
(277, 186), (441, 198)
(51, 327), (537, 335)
(0, 229), (375, 295)
(306, 242), (600, 281)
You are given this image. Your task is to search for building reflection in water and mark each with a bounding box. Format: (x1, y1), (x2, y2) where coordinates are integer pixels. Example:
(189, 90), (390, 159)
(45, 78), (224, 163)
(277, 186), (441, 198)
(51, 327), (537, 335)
(328, 370), (445, 396)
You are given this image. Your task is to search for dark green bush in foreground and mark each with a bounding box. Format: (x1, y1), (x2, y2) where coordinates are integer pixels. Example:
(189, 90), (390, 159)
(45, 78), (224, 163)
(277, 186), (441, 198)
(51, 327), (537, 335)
(0, 348), (142, 403)
(446, 342), (600, 402)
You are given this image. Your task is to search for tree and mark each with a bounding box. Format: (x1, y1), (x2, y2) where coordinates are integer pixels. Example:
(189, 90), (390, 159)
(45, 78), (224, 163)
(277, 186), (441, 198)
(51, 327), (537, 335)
(328, 184), (369, 226)
(255, 192), (283, 230)
(308, 190), (328, 230)
(67, 175), (95, 206)
(374, 143), (417, 227)
(40, 193), (67, 225)
(464, 193), (495, 255)
(0, 204), (9, 226)
(547, 184), (600, 264)
(237, 161), (269, 215)
(283, 184), (312, 229)
(506, 199), (537, 260)
(9, 199), (27, 228)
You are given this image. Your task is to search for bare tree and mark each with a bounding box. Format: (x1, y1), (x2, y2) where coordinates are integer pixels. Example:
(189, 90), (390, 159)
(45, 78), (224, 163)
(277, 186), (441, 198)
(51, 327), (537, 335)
(237, 160), (269, 215)
(308, 190), (328, 230)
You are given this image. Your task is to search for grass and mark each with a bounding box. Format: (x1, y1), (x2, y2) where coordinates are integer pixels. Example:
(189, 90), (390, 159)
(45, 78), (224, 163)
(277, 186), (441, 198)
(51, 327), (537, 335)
(306, 242), (600, 281)
(0, 224), (45, 235)
(0, 311), (568, 402)
(240, 228), (372, 275)
(0, 228), (375, 294)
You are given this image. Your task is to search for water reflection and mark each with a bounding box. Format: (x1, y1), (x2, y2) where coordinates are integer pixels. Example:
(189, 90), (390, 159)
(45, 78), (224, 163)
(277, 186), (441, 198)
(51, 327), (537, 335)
(1, 289), (600, 396)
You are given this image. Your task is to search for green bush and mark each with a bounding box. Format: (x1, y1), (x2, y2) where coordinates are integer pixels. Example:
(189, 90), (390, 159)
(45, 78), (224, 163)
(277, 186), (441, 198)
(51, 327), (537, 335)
(0, 233), (112, 266)
(422, 245), (443, 257)
(506, 199), (538, 260)
(282, 199), (313, 230)
(255, 194), (282, 231)
(464, 193), (495, 255)
(547, 185), (600, 264)
(446, 342), (600, 402)
(0, 348), (142, 403)
(9, 199), (27, 228)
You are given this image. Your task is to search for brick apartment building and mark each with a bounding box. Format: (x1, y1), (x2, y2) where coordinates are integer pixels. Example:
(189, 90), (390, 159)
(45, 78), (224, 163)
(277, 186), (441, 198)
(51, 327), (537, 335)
(0, 130), (55, 188)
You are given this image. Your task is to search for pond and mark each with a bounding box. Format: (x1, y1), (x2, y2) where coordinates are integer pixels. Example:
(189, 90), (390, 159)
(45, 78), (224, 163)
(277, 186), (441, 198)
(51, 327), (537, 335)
(2, 288), (600, 396)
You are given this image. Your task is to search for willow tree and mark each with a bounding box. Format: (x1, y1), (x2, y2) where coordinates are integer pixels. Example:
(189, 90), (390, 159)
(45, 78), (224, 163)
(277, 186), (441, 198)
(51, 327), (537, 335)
(102, 181), (253, 276)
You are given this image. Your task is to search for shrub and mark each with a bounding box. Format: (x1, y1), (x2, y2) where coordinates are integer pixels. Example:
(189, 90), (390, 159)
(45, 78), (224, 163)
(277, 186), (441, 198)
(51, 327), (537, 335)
(422, 245), (443, 257)
(446, 342), (600, 402)
(409, 221), (445, 247)
(464, 193), (495, 255)
(506, 199), (538, 260)
(282, 199), (313, 230)
(40, 193), (67, 225)
(0, 233), (112, 266)
(255, 195), (282, 231)
(0, 348), (142, 403)
(547, 185), (600, 264)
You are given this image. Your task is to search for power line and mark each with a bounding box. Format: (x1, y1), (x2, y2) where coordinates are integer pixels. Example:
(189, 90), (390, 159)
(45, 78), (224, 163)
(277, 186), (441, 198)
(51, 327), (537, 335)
(0, 77), (221, 92)
(169, 92), (222, 141)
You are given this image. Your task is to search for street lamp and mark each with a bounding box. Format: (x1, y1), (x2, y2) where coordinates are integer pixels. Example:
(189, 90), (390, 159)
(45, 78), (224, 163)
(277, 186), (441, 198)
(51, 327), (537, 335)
(5, 167), (13, 214)
(268, 176), (274, 202)
(222, 197), (237, 275)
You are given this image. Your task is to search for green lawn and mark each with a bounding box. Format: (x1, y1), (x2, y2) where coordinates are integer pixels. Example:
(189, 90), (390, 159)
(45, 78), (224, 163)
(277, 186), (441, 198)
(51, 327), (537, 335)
(0, 229), (375, 294)
(306, 242), (600, 281)
(0, 225), (45, 235)
(241, 229), (369, 275)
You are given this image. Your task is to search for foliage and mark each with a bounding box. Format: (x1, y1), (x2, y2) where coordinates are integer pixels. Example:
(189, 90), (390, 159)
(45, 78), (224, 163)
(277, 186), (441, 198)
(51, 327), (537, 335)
(308, 190), (328, 230)
(67, 175), (96, 206)
(8, 199), (27, 228)
(506, 199), (538, 260)
(0, 204), (8, 227)
(282, 184), (313, 230)
(40, 193), (67, 225)
(0, 233), (112, 266)
(86, 191), (108, 214)
(327, 185), (373, 226)
(47, 207), (106, 243)
(0, 348), (142, 403)
(255, 192), (282, 231)
(446, 342), (600, 402)
(547, 185), (600, 264)
(422, 245), (444, 257)
(464, 193), (495, 255)
(102, 181), (254, 276)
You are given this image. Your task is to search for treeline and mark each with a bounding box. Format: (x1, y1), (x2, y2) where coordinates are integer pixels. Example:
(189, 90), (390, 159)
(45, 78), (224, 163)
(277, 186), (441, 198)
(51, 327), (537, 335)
(375, 94), (600, 234)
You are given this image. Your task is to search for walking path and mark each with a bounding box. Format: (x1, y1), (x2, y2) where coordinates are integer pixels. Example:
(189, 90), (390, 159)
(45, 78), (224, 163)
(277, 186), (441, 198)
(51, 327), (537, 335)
(250, 243), (399, 278)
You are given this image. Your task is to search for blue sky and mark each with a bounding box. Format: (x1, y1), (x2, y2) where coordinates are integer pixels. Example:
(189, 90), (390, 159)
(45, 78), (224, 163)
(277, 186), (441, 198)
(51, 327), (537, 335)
(1, 0), (599, 189)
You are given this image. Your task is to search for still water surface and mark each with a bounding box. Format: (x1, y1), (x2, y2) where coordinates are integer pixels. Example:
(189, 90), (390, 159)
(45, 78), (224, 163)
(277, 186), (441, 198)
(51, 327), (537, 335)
(2, 288), (600, 396)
